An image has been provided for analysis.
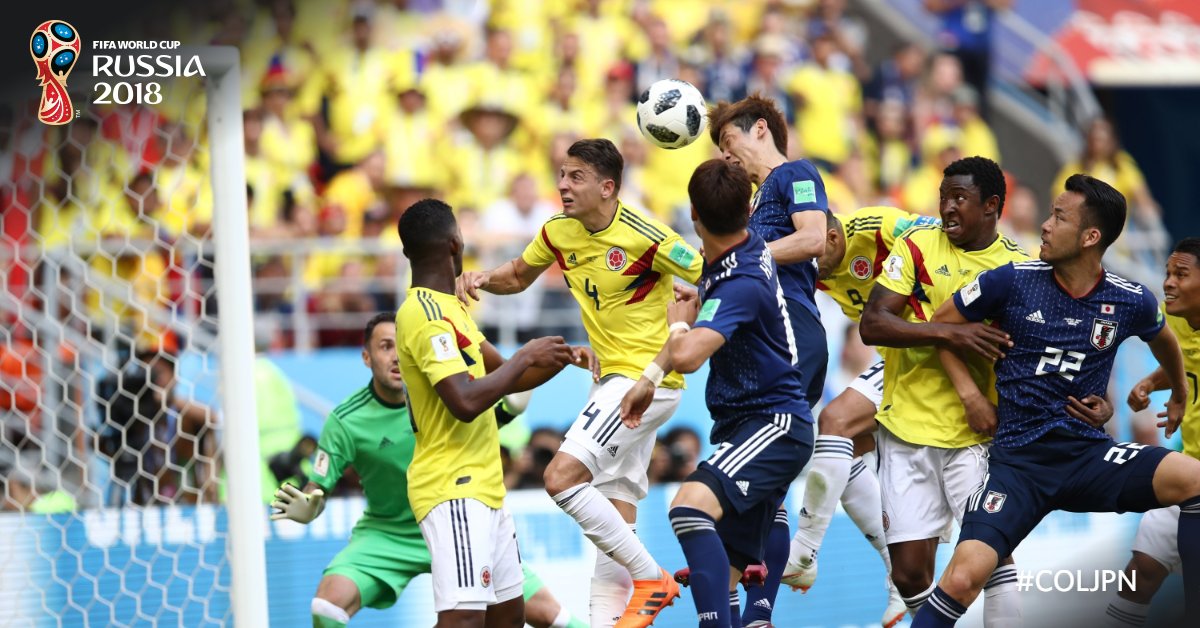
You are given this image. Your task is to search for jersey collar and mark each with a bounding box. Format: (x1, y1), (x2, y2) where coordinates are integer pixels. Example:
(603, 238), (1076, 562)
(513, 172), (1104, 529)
(369, 380), (407, 409)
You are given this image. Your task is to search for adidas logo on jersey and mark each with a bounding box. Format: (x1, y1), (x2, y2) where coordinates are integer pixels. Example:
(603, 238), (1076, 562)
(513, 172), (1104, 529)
(379, 437), (394, 449)
(607, 445), (619, 457)
(935, 265), (951, 277)
(567, 253), (577, 265)
(753, 598), (772, 610)
(736, 480), (750, 495)
(1025, 310), (1046, 324)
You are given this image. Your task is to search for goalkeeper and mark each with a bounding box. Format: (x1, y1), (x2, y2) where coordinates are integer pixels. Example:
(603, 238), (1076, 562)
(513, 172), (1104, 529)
(272, 313), (585, 628)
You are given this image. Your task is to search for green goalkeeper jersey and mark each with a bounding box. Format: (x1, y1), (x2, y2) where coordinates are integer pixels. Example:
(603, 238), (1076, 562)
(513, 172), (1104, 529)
(311, 381), (417, 535)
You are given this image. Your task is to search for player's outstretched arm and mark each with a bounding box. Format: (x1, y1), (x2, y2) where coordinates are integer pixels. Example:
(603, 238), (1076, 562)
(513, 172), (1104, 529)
(270, 482), (326, 524)
(456, 257), (548, 303)
(1146, 325), (1189, 437)
(861, 284), (1011, 359)
(434, 336), (575, 422)
(931, 299), (998, 436)
(479, 340), (585, 393)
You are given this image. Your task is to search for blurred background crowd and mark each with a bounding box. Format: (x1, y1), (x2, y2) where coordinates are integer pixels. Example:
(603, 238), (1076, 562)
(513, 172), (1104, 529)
(0, 0), (1186, 510)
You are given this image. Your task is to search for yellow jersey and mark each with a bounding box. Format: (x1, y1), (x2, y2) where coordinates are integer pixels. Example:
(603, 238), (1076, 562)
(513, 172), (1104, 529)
(396, 287), (504, 522)
(1165, 311), (1200, 460)
(817, 206), (940, 322)
(875, 225), (1029, 448)
(521, 202), (703, 387)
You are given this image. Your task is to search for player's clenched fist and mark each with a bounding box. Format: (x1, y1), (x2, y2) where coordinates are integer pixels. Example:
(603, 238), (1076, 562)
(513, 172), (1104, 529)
(270, 484), (325, 524)
(456, 270), (490, 303)
(1127, 377), (1155, 412)
(667, 295), (700, 327)
(517, 336), (576, 369)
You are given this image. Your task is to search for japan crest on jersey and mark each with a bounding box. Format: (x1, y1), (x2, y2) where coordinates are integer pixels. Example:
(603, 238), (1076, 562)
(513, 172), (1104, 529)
(1091, 318), (1118, 351)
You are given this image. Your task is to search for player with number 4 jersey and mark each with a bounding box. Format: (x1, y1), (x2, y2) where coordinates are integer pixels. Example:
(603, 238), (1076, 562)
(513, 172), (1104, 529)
(913, 175), (1200, 627)
(457, 139), (698, 627)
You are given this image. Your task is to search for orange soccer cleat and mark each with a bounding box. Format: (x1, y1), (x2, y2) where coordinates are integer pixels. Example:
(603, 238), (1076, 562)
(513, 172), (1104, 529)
(615, 567), (680, 628)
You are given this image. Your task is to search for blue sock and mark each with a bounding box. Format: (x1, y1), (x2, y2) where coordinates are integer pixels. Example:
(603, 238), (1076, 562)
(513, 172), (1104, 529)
(670, 506), (729, 628)
(911, 586), (966, 627)
(1180, 495), (1200, 623)
(729, 590), (742, 628)
(742, 508), (789, 625)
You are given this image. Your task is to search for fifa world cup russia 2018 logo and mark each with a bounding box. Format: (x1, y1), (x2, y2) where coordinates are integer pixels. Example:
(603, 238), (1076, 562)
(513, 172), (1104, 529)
(30, 21), (81, 125)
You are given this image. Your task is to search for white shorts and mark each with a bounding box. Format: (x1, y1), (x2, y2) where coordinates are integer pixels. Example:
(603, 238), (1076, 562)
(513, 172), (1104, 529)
(419, 498), (524, 612)
(559, 375), (682, 504)
(1132, 505), (1181, 573)
(846, 360), (885, 409)
(876, 424), (989, 544)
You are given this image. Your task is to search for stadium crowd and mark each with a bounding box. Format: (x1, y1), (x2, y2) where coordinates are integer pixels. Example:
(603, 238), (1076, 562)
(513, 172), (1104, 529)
(0, 0), (1172, 509)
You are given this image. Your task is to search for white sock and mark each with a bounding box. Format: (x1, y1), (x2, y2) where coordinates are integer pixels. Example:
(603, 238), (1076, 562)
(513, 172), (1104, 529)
(1103, 595), (1149, 627)
(311, 597), (350, 623)
(551, 606), (573, 628)
(792, 436), (854, 556)
(903, 582), (936, 617)
(553, 483), (659, 581)
(983, 565), (1022, 628)
(841, 458), (890, 571)
(591, 543), (634, 628)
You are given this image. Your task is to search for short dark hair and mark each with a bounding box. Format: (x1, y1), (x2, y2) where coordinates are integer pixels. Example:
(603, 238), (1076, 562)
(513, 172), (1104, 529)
(567, 138), (623, 193)
(943, 156), (1006, 216)
(707, 94), (788, 156)
(1064, 173), (1126, 250)
(688, 159), (752, 235)
(398, 198), (457, 260)
(1172, 238), (1200, 267)
(363, 312), (394, 347)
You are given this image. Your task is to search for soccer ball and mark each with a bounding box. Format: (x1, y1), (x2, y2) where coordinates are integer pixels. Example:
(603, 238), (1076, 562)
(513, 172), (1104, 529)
(636, 79), (707, 149)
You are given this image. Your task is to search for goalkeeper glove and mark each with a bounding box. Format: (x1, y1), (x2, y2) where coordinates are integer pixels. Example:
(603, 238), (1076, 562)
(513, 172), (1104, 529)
(270, 484), (326, 523)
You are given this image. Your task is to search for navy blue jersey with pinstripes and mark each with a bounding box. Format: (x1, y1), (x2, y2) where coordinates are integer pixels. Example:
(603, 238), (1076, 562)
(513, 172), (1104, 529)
(748, 159), (829, 319)
(695, 231), (811, 443)
(953, 261), (1165, 448)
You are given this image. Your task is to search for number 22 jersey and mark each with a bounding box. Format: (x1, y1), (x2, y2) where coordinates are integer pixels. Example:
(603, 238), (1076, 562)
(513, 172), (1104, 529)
(953, 260), (1165, 448)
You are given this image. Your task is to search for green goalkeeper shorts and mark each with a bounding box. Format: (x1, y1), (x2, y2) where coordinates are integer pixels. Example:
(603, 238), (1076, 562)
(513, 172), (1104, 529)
(323, 526), (431, 610)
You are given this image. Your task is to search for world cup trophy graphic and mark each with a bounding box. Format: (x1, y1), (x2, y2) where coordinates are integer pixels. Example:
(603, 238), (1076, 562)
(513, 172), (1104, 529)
(30, 21), (81, 126)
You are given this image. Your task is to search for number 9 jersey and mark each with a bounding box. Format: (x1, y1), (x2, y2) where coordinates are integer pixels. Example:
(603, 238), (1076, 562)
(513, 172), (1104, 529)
(816, 206), (940, 322)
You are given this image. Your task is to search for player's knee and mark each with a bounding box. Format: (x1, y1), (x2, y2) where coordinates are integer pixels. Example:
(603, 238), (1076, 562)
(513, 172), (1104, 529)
(889, 562), (934, 597)
(940, 566), (985, 602)
(311, 597), (351, 626)
(543, 454), (588, 497)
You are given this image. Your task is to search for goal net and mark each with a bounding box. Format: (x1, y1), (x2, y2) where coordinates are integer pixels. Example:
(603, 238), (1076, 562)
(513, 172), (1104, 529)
(0, 48), (264, 625)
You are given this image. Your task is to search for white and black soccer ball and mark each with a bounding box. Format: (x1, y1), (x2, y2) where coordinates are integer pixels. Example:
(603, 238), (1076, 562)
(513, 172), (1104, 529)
(636, 79), (707, 149)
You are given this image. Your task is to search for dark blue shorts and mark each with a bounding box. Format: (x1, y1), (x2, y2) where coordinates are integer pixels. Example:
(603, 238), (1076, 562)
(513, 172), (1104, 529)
(691, 414), (814, 565)
(784, 298), (828, 409)
(960, 430), (1170, 558)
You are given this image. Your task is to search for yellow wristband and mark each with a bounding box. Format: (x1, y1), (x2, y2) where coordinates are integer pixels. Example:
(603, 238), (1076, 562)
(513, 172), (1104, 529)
(641, 363), (665, 387)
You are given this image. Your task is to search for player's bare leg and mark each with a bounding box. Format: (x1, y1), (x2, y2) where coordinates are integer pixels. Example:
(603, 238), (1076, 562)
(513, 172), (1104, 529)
(544, 452), (675, 627)
(484, 596), (525, 628)
(910, 540), (999, 627)
(311, 574), (360, 627)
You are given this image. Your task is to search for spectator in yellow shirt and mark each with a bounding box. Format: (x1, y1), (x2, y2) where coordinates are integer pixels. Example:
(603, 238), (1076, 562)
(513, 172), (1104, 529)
(259, 60), (318, 192)
(952, 86), (1000, 163)
(788, 27), (862, 167)
(901, 125), (963, 216)
(442, 101), (532, 214)
(382, 78), (442, 193)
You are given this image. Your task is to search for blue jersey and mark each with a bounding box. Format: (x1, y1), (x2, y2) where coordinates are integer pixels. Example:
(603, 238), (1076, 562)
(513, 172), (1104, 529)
(953, 261), (1165, 448)
(748, 159), (829, 319)
(695, 231), (811, 442)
